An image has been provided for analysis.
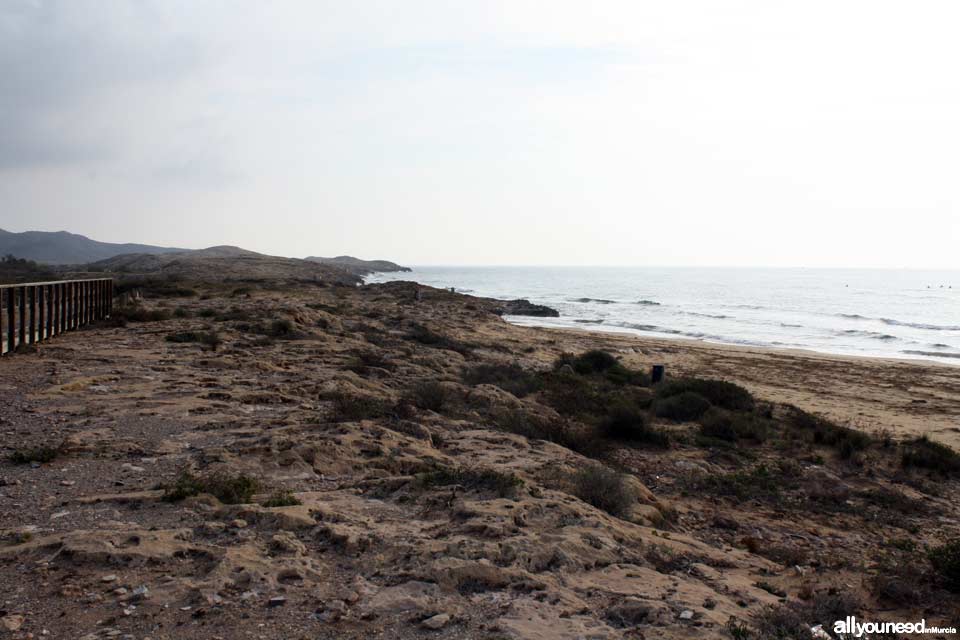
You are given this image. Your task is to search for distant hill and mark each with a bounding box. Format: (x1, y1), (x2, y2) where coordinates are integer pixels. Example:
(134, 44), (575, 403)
(306, 255), (411, 275)
(89, 247), (361, 285)
(0, 228), (184, 264)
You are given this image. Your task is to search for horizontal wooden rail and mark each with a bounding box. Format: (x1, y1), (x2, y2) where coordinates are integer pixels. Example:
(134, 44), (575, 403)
(0, 278), (113, 356)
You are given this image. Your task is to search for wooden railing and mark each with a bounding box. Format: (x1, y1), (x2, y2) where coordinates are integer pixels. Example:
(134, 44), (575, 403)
(0, 279), (113, 356)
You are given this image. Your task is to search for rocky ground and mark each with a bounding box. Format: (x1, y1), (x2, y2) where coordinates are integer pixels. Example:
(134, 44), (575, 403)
(0, 280), (958, 639)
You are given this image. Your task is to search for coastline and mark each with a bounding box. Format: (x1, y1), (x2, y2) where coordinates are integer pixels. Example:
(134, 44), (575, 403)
(485, 315), (960, 450)
(0, 278), (958, 636)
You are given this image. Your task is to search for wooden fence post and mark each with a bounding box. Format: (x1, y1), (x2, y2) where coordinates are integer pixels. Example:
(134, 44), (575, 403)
(6, 289), (14, 353)
(18, 286), (26, 347)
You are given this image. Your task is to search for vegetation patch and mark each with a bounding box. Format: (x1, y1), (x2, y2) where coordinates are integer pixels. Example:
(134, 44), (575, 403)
(9, 446), (60, 465)
(902, 436), (960, 476)
(555, 350), (649, 386)
(784, 407), (871, 458)
(327, 392), (393, 422)
(654, 391), (711, 422)
(656, 378), (754, 411)
(165, 330), (222, 350)
(463, 363), (542, 398)
(406, 323), (472, 355)
(410, 381), (449, 412)
(599, 401), (669, 447)
(262, 490), (303, 508)
(163, 471), (259, 504)
(571, 465), (635, 518)
(699, 408), (771, 443)
(928, 539), (960, 592)
(692, 463), (798, 503)
(417, 465), (523, 498)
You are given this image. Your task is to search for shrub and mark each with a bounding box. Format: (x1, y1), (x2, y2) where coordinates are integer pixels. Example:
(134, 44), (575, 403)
(656, 378), (754, 411)
(902, 436), (960, 475)
(9, 446), (59, 464)
(327, 392), (392, 422)
(785, 407), (871, 457)
(267, 318), (296, 338)
(929, 539), (960, 592)
(490, 410), (595, 455)
(699, 409), (770, 443)
(262, 490), (302, 507)
(347, 350), (394, 374)
(540, 372), (612, 417)
(410, 381), (449, 412)
(417, 466), (522, 497)
(693, 463), (796, 503)
(749, 591), (863, 640)
(654, 391), (711, 422)
(600, 401), (669, 447)
(163, 471), (259, 504)
(572, 465), (635, 518)
(407, 323), (471, 355)
(463, 363), (542, 398)
(556, 350), (618, 374)
(165, 330), (222, 350)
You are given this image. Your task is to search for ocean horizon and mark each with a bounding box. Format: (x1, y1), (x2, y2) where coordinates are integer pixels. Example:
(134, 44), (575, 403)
(367, 266), (960, 365)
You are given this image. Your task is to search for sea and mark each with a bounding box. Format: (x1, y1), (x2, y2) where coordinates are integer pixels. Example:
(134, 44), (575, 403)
(365, 267), (960, 365)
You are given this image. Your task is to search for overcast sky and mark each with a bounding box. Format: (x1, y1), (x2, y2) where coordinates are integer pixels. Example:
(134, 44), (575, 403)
(1, 1), (958, 267)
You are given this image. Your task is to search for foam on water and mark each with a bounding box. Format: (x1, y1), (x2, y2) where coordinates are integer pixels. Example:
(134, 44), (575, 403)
(366, 267), (960, 365)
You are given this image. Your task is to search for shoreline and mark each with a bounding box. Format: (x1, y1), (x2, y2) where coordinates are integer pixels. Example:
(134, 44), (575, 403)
(507, 315), (960, 370)
(471, 311), (960, 451)
(365, 267), (960, 367)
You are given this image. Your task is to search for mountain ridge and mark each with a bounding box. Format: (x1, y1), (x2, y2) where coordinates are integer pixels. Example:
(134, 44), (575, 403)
(0, 228), (185, 265)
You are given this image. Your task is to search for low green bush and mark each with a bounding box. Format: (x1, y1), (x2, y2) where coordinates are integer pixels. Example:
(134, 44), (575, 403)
(417, 466), (523, 497)
(600, 401), (669, 447)
(699, 409), (770, 443)
(463, 363), (542, 398)
(327, 392), (393, 422)
(654, 391), (711, 422)
(902, 436), (960, 476)
(929, 539), (960, 592)
(9, 446), (59, 464)
(656, 378), (754, 411)
(262, 490), (302, 507)
(411, 381), (449, 412)
(163, 471), (259, 504)
(785, 407), (870, 458)
(556, 350), (618, 374)
(572, 465), (634, 518)
(165, 330), (222, 350)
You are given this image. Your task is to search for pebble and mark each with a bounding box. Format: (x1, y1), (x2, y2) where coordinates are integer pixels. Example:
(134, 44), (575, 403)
(267, 596), (287, 608)
(101, 574), (118, 583)
(421, 613), (451, 630)
(120, 463), (145, 473)
(1, 614), (25, 632)
(231, 519), (248, 529)
(679, 609), (694, 620)
(60, 480), (76, 487)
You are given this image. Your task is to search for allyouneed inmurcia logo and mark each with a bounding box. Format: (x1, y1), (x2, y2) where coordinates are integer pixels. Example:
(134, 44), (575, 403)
(832, 616), (957, 637)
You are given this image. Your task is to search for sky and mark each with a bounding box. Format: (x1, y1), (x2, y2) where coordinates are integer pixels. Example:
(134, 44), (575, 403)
(1, 1), (958, 268)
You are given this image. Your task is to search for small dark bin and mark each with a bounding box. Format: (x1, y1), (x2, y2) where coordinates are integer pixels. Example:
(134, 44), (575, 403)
(651, 364), (665, 384)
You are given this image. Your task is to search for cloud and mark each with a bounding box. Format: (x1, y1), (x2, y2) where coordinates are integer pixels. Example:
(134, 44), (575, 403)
(0, 0), (206, 172)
